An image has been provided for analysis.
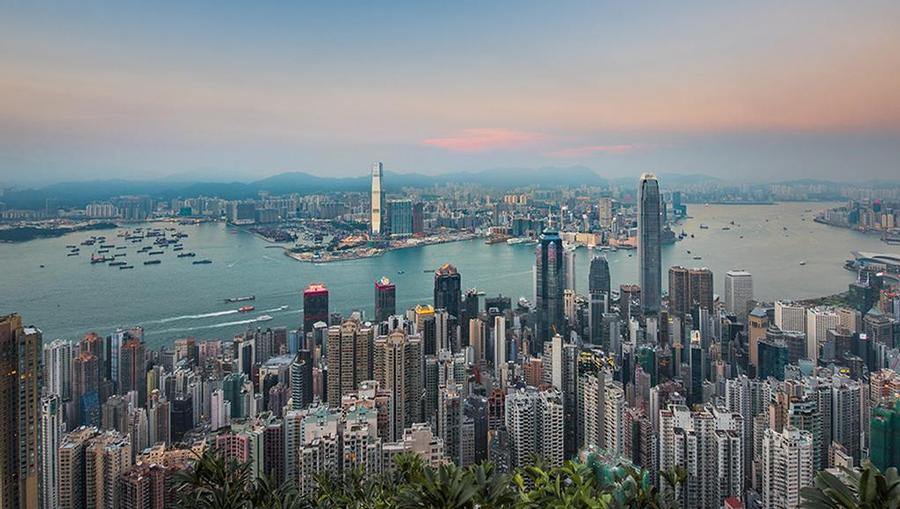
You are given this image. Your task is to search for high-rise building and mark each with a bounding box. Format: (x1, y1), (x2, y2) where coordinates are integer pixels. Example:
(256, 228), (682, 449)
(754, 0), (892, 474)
(505, 387), (564, 469)
(43, 338), (73, 402)
(724, 271), (754, 318)
(598, 197), (613, 228)
(374, 277), (396, 323)
(303, 283), (329, 334)
(775, 301), (807, 333)
(638, 173), (662, 316)
(535, 230), (565, 348)
(119, 338), (147, 407)
(0, 314), (42, 509)
(603, 381), (625, 455)
(388, 199), (413, 236)
(831, 376), (862, 463)
(870, 398), (900, 472)
(668, 266), (714, 318)
(433, 264), (462, 319)
(374, 330), (423, 441)
(748, 308), (769, 370)
(806, 307), (840, 365)
(59, 426), (100, 509)
(326, 315), (373, 405)
(658, 404), (743, 509)
(761, 427), (814, 509)
(370, 162), (384, 235)
(40, 395), (63, 509)
(563, 246), (577, 293)
(86, 431), (133, 509)
(589, 256), (611, 343)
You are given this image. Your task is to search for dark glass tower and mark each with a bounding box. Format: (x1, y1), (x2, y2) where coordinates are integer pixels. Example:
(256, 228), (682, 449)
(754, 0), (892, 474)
(638, 173), (662, 317)
(303, 283), (329, 334)
(434, 264), (462, 319)
(535, 230), (564, 350)
(588, 256), (611, 344)
(374, 277), (396, 322)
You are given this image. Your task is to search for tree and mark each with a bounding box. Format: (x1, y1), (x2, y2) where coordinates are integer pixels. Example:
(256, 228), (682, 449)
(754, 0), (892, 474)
(801, 462), (900, 509)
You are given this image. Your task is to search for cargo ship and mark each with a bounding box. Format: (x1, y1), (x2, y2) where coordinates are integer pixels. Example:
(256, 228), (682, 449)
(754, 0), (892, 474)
(144, 260), (162, 265)
(225, 296), (256, 303)
(119, 265), (134, 270)
(193, 259), (212, 265)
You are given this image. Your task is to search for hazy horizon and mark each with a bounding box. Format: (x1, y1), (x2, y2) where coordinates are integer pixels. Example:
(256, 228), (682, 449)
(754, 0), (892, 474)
(2, 1), (899, 185)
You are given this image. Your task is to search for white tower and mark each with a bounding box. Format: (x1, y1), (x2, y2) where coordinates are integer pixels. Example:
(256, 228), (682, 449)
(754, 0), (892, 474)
(371, 162), (384, 235)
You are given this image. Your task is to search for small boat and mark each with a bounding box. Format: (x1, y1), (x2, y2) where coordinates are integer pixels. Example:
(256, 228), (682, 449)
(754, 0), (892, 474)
(239, 305), (255, 313)
(119, 265), (134, 270)
(686, 250), (691, 254)
(39, 264), (45, 268)
(109, 261), (127, 267)
(721, 227), (730, 231)
(699, 224), (709, 229)
(148, 251), (164, 255)
(65, 245), (76, 249)
(67, 252), (79, 257)
(178, 252), (196, 258)
(257, 315), (273, 322)
(144, 260), (162, 265)
(799, 261), (807, 266)
(225, 296), (255, 303)
(690, 234), (695, 238)
(397, 270), (405, 275)
(693, 256), (702, 260)
(97, 249), (109, 254)
(193, 259), (212, 265)
(116, 246), (127, 250)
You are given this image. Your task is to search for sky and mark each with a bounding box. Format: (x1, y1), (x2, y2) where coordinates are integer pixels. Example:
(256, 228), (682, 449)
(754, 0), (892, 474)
(1, 1), (899, 185)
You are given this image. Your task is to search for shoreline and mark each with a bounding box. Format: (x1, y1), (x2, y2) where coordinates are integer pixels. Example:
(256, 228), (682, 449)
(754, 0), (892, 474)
(283, 232), (480, 263)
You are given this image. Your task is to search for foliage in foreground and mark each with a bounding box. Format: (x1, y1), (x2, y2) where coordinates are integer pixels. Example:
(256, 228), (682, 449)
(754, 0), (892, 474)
(801, 462), (900, 509)
(174, 449), (687, 509)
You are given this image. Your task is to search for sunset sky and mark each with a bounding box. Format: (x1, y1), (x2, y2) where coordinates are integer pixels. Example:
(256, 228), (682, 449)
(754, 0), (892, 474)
(2, 1), (899, 184)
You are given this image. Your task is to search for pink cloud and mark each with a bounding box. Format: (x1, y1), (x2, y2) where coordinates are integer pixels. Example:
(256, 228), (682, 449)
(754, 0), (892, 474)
(545, 143), (649, 158)
(421, 128), (546, 153)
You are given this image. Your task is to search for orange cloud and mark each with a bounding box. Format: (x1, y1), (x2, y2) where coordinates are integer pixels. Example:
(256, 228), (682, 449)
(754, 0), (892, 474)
(545, 143), (649, 158)
(421, 128), (546, 152)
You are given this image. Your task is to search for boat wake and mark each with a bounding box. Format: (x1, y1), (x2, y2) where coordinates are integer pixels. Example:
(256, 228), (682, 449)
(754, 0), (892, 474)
(144, 309), (239, 324)
(151, 318), (261, 335)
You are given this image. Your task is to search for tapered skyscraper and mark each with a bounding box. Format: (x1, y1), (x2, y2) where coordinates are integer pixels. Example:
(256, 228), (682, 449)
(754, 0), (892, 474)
(370, 162), (384, 235)
(638, 173), (661, 317)
(535, 230), (564, 351)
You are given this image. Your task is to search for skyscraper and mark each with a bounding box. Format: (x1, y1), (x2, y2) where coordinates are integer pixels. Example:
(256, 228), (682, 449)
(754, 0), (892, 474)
(370, 161), (384, 235)
(326, 315), (373, 405)
(0, 313), (42, 509)
(668, 266), (713, 318)
(535, 230), (564, 349)
(638, 173), (662, 317)
(303, 283), (329, 334)
(40, 395), (63, 509)
(374, 277), (396, 322)
(589, 256), (611, 344)
(433, 264), (462, 319)
(119, 337), (147, 407)
(388, 199), (413, 236)
(374, 330), (423, 441)
(762, 427), (813, 509)
(724, 270), (754, 318)
(43, 338), (73, 402)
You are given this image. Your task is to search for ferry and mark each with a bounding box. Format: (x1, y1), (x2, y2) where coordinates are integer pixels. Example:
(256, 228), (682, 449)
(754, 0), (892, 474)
(144, 260), (162, 265)
(193, 259), (213, 265)
(225, 296), (255, 303)
(257, 315), (273, 322)
(119, 265), (135, 270)
(239, 305), (256, 313)
(90, 255), (110, 264)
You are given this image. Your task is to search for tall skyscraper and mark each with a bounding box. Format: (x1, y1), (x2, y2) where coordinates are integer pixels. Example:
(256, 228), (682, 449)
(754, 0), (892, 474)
(388, 199), (413, 236)
(326, 315), (373, 405)
(303, 283), (329, 334)
(724, 270), (754, 318)
(668, 266), (714, 318)
(589, 256), (611, 344)
(370, 161), (384, 235)
(505, 387), (564, 469)
(761, 427), (813, 509)
(119, 337), (147, 407)
(638, 173), (662, 317)
(433, 264), (462, 319)
(40, 395), (63, 509)
(43, 338), (73, 402)
(374, 277), (396, 322)
(0, 314), (42, 509)
(806, 307), (840, 365)
(535, 230), (564, 349)
(563, 246), (577, 293)
(374, 330), (423, 441)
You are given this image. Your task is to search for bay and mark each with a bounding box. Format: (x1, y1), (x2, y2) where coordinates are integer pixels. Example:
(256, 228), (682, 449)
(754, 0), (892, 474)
(0, 201), (892, 350)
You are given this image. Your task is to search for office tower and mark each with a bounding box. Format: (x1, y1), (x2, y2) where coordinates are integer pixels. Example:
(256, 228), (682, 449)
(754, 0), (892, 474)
(831, 376), (862, 463)
(374, 277), (396, 323)
(870, 398), (900, 472)
(73, 351), (100, 427)
(535, 229), (565, 348)
(59, 427), (98, 509)
(598, 197), (613, 228)
(370, 161), (384, 235)
(493, 315), (507, 377)
(469, 318), (486, 363)
(787, 397), (824, 472)
(388, 199), (413, 236)
(604, 381), (625, 455)
(43, 338), (73, 401)
(688, 331), (705, 404)
(658, 405), (743, 509)
(433, 264), (462, 319)
(374, 330), (423, 441)
(40, 395), (63, 509)
(748, 307), (769, 370)
(0, 314), (42, 509)
(505, 387), (564, 469)
(563, 246), (577, 293)
(303, 283), (329, 334)
(806, 307), (840, 365)
(724, 271), (753, 318)
(326, 316), (373, 405)
(638, 173), (662, 316)
(86, 431), (133, 509)
(119, 338), (147, 407)
(762, 427), (813, 509)
(757, 339), (789, 381)
(775, 301), (807, 332)
(290, 350), (313, 410)
(588, 256), (611, 343)
(668, 266), (714, 318)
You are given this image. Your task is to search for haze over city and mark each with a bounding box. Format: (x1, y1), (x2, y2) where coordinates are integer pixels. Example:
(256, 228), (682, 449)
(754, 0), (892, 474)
(2, 1), (900, 185)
